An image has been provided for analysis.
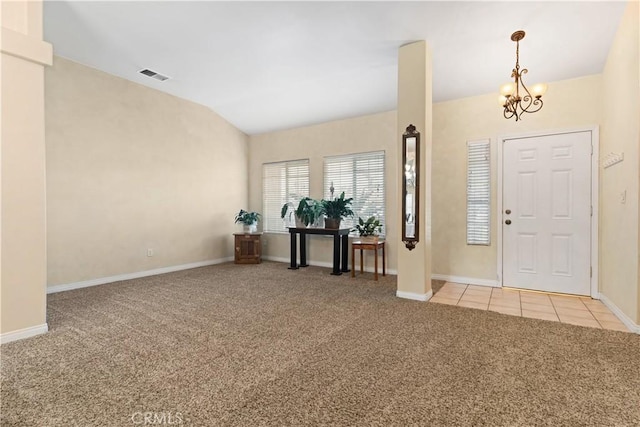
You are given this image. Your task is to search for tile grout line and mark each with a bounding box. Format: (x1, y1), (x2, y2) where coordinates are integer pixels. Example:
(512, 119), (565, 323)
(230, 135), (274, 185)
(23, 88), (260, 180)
(548, 295), (562, 323)
(517, 290), (523, 317)
(455, 284), (468, 306)
(584, 303), (605, 329)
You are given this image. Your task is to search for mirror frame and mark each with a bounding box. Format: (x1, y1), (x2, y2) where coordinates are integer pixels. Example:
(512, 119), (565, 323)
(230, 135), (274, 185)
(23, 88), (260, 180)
(402, 124), (420, 250)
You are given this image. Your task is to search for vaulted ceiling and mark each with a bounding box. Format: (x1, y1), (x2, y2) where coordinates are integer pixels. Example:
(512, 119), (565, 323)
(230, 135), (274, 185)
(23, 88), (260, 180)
(44, 1), (626, 135)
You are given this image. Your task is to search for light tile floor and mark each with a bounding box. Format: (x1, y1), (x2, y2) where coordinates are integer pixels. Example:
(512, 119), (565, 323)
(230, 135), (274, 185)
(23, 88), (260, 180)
(430, 282), (631, 332)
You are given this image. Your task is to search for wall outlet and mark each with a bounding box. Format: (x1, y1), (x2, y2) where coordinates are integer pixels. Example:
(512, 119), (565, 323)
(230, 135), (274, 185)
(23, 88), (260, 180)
(620, 190), (626, 204)
(147, 248), (154, 257)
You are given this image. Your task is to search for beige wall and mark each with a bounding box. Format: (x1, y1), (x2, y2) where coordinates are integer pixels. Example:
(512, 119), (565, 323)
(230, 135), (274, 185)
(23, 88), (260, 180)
(249, 111), (397, 271)
(1, 0), (52, 336)
(432, 75), (602, 282)
(249, 74), (603, 282)
(600, 0), (639, 324)
(46, 57), (249, 286)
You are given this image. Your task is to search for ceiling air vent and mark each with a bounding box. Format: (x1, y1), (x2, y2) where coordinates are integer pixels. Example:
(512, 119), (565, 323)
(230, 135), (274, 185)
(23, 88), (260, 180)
(138, 68), (170, 82)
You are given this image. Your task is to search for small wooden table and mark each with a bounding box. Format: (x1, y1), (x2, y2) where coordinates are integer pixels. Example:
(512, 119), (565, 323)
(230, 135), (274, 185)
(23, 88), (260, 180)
(234, 233), (262, 264)
(351, 240), (386, 281)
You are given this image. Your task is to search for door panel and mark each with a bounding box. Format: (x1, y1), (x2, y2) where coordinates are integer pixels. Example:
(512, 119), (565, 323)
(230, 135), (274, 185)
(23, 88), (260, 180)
(503, 131), (591, 296)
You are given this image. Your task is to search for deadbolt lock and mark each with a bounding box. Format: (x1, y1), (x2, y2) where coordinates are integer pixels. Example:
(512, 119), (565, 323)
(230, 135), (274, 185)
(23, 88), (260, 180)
(505, 209), (511, 214)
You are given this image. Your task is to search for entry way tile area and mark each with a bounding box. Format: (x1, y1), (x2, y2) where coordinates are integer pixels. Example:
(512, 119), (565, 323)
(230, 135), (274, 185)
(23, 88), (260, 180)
(430, 282), (631, 332)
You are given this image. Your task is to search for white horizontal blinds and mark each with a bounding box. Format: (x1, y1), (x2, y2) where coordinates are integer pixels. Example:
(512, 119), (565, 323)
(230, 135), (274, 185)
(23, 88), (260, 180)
(324, 151), (385, 235)
(263, 159), (309, 233)
(467, 140), (491, 245)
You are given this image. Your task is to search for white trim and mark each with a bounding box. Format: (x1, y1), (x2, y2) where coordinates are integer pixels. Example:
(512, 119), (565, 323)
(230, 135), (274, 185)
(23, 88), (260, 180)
(1, 323), (48, 345)
(431, 274), (499, 288)
(590, 127), (600, 298)
(396, 290), (433, 302)
(263, 255), (334, 270)
(1, 27), (53, 66)
(496, 126), (600, 298)
(46, 258), (233, 294)
(599, 294), (640, 334)
(262, 256), (398, 275)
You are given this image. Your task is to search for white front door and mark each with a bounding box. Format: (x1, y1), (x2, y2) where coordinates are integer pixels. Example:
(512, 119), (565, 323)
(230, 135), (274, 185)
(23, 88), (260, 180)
(502, 131), (592, 296)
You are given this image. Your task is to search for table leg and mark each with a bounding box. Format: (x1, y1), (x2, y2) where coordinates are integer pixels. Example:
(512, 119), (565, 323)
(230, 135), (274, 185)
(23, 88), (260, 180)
(331, 234), (341, 275)
(374, 246), (379, 281)
(382, 243), (386, 276)
(288, 232), (298, 270)
(351, 244), (355, 278)
(299, 233), (308, 267)
(360, 248), (363, 274)
(341, 235), (350, 272)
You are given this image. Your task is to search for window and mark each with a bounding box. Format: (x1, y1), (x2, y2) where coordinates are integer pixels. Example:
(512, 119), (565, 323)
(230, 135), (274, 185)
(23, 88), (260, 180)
(324, 151), (385, 235)
(467, 140), (491, 245)
(262, 159), (309, 233)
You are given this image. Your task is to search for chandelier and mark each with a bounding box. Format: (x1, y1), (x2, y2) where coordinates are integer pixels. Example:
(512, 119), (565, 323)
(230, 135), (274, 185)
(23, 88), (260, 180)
(499, 30), (547, 121)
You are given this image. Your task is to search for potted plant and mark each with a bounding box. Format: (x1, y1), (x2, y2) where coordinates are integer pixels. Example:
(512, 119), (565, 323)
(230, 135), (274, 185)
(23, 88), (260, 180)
(353, 216), (383, 242)
(281, 198), (322, 228)
(235, 209), (261, 233)
(321, 191), (354, 229)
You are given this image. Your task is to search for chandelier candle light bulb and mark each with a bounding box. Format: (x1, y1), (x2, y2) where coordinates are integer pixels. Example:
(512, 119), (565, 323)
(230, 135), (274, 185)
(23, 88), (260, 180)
(500, 30), (546, 121)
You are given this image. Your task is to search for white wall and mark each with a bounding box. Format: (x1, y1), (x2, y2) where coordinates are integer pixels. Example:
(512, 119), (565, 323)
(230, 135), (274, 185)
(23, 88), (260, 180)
(600, 0), (639, 324)
(45, 57), (249, 287)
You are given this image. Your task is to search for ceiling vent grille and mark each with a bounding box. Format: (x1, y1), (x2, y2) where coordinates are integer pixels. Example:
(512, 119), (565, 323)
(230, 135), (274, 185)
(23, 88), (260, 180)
(138, 68), (170, 82)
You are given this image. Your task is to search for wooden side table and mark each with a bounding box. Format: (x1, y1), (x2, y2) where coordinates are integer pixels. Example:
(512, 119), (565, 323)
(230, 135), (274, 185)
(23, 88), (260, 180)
(351, 240), (386, 281)
(234, 233), (262, 264)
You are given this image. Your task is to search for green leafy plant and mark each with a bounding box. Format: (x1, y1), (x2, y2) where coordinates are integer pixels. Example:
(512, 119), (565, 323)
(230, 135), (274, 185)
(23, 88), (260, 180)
(321, 191), (354, 221)
(281, 198), (322, 227)
(235, 209), (261, 225)
(353, 216), (383, 237)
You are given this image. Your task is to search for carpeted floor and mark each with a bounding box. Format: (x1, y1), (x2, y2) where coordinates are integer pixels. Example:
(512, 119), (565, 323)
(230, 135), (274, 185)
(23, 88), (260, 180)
(1, 261), (639, 426)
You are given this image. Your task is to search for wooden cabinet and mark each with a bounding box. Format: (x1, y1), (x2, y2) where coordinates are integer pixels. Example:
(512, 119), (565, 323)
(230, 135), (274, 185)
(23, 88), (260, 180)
(234, 233), (262, 264)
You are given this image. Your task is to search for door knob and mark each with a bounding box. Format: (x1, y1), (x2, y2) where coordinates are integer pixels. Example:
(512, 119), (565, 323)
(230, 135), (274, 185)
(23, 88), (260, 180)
(505, 219), (512, 225)
(505, 209), (511, 214)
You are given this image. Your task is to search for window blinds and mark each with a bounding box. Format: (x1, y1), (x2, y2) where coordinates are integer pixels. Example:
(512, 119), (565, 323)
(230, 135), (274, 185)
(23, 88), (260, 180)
(323, 151), (385, 235)
(262, 159), (310, 233)
(467, 140), (491, 245)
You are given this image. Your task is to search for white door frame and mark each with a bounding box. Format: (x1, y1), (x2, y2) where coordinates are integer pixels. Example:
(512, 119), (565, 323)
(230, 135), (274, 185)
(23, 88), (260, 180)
(496, 126), (600, 298)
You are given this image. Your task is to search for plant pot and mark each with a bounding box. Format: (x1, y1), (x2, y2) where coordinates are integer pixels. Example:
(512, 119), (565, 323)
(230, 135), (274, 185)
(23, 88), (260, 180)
(295, 216), (306, 228)
(324, 218), (341, 229)
(243, 222), (258, 233)
(360, 235), (379, 243)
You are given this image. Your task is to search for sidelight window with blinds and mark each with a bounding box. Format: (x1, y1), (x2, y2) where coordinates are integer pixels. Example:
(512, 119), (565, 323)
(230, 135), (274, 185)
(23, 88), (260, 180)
(323, 151), (385, 235)
(262, 159), (310, 233)
(467, 140), (491, 245)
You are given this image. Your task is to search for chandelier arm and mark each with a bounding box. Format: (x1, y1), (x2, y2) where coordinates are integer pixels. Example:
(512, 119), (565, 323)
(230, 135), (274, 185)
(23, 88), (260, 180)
(518, 73), (543, 115)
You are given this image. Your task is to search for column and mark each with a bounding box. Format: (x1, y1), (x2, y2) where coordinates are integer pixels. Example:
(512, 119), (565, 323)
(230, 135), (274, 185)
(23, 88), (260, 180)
(1, 0), (52, 342)
(396, 41), (433, 301)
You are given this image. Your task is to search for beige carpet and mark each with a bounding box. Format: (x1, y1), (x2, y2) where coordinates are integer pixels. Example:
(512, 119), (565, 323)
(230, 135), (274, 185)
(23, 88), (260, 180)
(1, 261), (638, 426)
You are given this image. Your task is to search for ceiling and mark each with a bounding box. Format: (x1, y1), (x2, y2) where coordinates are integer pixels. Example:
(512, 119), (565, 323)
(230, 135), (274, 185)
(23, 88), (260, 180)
(43, 1), (626, 135)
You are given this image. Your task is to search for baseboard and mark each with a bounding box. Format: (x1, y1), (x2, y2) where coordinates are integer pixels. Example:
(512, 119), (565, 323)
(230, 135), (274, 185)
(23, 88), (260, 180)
(1, 323), (48, 345)
(599, 293), (640, 334)
(47, 257), (234, 294)
(262, 256), (398, 275)
(431, 274), (499, 288)
(396, 290), (433, 302)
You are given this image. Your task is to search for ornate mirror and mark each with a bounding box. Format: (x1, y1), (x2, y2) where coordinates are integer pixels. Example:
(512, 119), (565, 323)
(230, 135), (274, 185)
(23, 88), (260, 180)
(402, 124), (420, 250)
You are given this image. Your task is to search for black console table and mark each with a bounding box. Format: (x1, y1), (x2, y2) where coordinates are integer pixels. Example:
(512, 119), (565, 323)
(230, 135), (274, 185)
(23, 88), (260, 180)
(288, 227), (351, 275)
